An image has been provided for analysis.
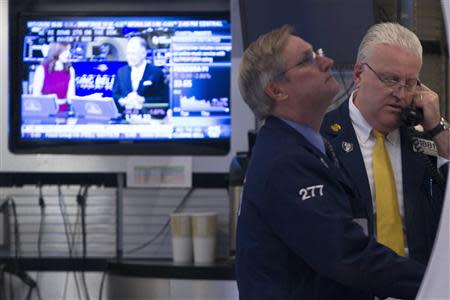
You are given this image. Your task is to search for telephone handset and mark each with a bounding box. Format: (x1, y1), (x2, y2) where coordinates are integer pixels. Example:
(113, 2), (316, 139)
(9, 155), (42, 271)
(400, 80), (424, 127)
(400, 106), (424, 127)
(399, 91), (446, 194)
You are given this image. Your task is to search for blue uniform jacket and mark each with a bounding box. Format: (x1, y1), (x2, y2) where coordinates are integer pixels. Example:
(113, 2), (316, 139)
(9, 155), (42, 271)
(112, 64), (169, 115)
(321, 100), (444, 265)
(236, 116), (425, 300)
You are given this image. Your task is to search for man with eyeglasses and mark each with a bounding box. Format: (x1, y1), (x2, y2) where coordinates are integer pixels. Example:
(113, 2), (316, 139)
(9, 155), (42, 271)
(236, 24), (425, 300)
(321, 22), (447, 276)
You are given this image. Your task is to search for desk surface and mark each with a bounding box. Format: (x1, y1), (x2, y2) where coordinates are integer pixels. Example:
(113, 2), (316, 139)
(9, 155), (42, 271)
(109, 259), (235, 280)
(0, 257), (236, 280)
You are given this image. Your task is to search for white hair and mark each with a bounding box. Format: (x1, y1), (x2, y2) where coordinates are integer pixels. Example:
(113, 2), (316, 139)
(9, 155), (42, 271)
(357, 22), (422, 64)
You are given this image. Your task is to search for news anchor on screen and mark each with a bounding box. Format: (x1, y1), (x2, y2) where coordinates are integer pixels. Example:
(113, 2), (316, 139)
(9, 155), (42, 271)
(32, 42), (75, 113)
(112, 36), (169, 119)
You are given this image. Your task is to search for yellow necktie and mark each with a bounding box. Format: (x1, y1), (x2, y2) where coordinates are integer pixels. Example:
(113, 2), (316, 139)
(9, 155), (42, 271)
(372, 129), (405, 256)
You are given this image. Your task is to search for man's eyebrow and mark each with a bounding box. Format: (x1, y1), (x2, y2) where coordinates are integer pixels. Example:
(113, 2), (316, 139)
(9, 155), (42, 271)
(294, 48), (313, 62)
(378, 70), (417, 80)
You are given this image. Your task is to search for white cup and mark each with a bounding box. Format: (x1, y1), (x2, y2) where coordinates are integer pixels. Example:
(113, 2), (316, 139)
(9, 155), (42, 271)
(191, 212), (218, 265)
(170, 213), (193, 263)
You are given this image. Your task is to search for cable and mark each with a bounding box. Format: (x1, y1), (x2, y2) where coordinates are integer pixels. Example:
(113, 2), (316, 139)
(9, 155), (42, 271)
(77, 185), (91, 300)
(3, 197), (39, 300)
(333, 69), (355, 104)
(337, 67), (350, 96)
(8, 272), (14, 300)
(34, 285), (43, 300)
(25, 285), (33, 300)
(8, 197), (21, 293)
(126, 187), (195, 255)
(9, 198), (20, 261)
(407, 128), (446, 190)
(37, 184), (45, 255)
(98, 271), (107, 300)
(405, 128), (445, 221)
(57, 186), (83, 300)
(36, 184), (45, 293)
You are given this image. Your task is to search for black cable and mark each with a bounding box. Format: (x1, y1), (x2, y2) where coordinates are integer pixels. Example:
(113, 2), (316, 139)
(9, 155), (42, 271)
(77, 185), (91, 300)
(57, 186), (83, 300)
(9, 197), (21, 296)
(0, 264), (7, 300)
(407, 128), (446, 190)
(405, 128), (445, 221)
(126, 187), (195, 255)
(78, 185), (88, 259)
(62, 272), (70, 300)
(98, 271), (107, 300)
(3, 198), (39, 300)
(9, 198), (20, 261)
(338, 67), (350, 96)
(36, 184), (45, 300)
(333, 69), (355, 104)
(8, 272), (13, 300)
(35, 285), (43, 300)
(25, 285), (33, 300)
(37, 184), (45, 257)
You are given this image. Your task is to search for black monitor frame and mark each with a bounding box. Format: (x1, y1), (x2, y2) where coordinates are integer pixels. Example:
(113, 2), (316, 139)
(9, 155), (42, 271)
(9, 11), (231, 156)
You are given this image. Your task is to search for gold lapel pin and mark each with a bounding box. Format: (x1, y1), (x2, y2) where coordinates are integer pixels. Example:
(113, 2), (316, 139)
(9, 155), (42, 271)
(330, 123), (342, 133)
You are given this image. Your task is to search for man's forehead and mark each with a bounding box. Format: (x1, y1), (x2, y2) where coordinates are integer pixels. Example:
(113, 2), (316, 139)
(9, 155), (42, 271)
(284, 36), (313, 58)
(288, 35), (311, 49)
(369, 44), (420, 61)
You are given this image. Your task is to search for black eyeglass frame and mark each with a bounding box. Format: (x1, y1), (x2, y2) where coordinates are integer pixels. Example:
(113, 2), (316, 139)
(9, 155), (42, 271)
(362, 63), (420, 92)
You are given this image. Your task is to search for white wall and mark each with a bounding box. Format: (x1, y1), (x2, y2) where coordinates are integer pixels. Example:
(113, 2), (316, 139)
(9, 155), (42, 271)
(0, 0), (254, 173)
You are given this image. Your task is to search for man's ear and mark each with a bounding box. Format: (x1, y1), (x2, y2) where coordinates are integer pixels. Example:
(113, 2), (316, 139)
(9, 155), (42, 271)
(264, 81), (288, 102)
(353, 63), (363, 88)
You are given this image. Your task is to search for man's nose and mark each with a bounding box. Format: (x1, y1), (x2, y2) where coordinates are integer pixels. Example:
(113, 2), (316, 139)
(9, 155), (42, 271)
(392, 84), (407, 99)
(317, 55), (334, 72)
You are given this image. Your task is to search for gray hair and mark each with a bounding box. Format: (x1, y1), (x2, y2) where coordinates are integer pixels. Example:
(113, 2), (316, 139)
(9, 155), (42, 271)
(357, 22), (422, 65)
(128, 36), (148, 49)
(238, 25), (294, 120)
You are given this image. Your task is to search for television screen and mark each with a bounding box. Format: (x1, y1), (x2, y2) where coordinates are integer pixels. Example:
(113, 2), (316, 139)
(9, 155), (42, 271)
(10, 12), (231, 155)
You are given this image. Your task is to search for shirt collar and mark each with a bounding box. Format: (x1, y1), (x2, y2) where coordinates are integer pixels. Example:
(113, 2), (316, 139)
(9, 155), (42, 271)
(280, 118), (325, 154)
(348, 91), (400, 145)
(132, 61), (147, 73)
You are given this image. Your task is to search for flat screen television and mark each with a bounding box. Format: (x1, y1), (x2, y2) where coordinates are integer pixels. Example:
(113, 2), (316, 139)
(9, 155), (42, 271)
(10, 12), (231, 155)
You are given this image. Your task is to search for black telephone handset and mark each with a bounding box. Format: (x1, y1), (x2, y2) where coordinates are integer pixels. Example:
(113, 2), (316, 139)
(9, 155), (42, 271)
(400, 106), (424, 127)
(400, 80), (424, 127)
(400, 98), (446, 194)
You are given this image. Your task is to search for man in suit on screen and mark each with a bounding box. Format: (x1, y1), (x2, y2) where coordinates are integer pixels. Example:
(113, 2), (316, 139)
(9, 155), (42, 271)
(112, 36), (169, 119)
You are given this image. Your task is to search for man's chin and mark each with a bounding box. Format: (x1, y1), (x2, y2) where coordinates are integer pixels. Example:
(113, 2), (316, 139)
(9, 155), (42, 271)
(382, 119), (401, 132)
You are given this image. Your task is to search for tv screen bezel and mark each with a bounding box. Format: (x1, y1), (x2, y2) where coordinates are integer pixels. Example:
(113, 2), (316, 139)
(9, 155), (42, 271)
(9, 11), (231, 156)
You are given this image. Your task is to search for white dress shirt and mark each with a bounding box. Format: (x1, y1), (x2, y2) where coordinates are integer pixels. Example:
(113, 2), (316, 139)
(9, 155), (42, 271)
(130, 62), (147, 91)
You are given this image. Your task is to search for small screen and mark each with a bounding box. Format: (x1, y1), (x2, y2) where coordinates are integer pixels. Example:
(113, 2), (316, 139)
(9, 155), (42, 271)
(12, 13), (231, 154)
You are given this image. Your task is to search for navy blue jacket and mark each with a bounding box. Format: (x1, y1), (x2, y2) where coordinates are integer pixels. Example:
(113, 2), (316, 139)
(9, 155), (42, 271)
(112, 64), (169, 116)
(321, 100), (444, 265)
(236, 116), (425, 300)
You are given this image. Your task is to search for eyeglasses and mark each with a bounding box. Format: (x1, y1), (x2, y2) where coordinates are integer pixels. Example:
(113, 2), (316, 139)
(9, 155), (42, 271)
(362, 63), (419, 92)
(274, 48), (324, 79)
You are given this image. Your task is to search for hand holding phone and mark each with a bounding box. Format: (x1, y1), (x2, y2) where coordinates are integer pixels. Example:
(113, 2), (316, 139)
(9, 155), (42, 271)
(411, 82), (442, 131)
(400, 80), (424, 127)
